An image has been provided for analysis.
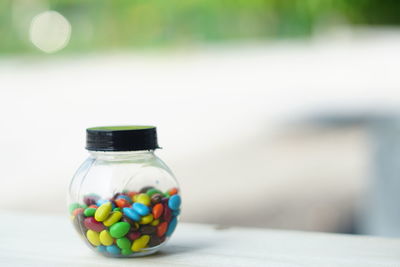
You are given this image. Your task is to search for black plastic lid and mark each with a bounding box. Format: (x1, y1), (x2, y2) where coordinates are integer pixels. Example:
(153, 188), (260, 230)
(86, 126), (159, 151)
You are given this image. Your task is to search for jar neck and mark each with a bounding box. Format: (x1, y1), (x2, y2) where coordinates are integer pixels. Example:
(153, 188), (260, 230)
(88, 150), (155, 161)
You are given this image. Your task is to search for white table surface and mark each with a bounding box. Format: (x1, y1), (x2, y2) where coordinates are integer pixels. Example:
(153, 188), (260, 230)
(1, 212), (400, 267)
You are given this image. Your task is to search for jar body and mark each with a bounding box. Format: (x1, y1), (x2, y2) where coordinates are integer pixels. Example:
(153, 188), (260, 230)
(68, 151), (181, 257)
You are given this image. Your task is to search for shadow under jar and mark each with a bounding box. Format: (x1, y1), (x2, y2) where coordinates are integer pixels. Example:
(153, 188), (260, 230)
(68, 126), (181, 257)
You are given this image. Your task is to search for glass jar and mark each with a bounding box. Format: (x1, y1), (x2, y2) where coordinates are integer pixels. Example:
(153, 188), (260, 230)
(68, 126), (181, 257)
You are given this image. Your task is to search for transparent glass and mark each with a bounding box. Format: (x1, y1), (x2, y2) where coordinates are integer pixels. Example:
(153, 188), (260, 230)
(68, 150), (181, 257)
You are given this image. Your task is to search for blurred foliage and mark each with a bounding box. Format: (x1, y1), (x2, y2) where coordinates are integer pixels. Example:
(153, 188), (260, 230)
(1, 0), (400, 54)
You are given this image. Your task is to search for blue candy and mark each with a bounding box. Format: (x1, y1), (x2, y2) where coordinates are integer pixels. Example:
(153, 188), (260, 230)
(166, 217), (177, 237)
(132, 202), (150, 216)
(168, 195), (181, 211)
(116, 195), (132, 203)
(123, 207), (141, 221)
(106, 245), (121, 255)
(97, 245), (107, 253)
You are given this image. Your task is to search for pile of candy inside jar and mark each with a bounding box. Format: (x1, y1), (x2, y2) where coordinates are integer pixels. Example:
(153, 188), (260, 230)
(69, 187), (181, 256)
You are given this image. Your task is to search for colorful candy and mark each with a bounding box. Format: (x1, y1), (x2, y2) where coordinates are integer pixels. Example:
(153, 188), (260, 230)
(110, 222), (130, 238)
(103, 211), (122, 227)
(131, 235), (150, 252)
(84, 217), (106, 232)
(70, 186), (181, 257)
(133, 203), (150, 216)
(95, 202), (112, 222)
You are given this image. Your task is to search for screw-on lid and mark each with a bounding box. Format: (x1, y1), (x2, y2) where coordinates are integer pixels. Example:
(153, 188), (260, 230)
(86, 126), (159, 151)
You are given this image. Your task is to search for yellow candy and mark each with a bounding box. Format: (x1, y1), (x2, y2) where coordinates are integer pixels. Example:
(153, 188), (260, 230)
(95, 202), (112, 222)
(132, 194), (138, 202)
(151, 219), (160, 226)
(131, 235), (150, 252)
(99, 230), (114, 246)
(136, 194), (150, 206)
(139, 214), (153, 225)
(103, 211), (122, 227)
(86, 230), (101, 246)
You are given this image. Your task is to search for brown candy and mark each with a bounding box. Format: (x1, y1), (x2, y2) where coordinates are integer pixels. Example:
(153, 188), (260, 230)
(139, 186), (154, 193)
(140, 225), (156, 235)
(148, 235), (163, 247)
(151, 193), (162, 205)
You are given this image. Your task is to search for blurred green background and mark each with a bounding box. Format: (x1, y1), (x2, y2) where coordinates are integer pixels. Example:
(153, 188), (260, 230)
(2, 0), (400, 54)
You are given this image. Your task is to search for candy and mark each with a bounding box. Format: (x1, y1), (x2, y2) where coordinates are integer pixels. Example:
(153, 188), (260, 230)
(131, 235), (150, 252)
(168, 195), (181, 211)
(136, 194), (151, 206)
(152, 203), (163, 219)
(166, 217), (178, 237)
(151, 219), (160, 226)
(122, 208), (141, 222)
(72, 208), (84, 216)
(139, 225), (156, 235)
(84, 217), (106, 232)
(116, 237), (131, 249)
(106, 245), (121, 255)
(84, 208), (96, 217)
(127, 231), (141, 240)
(72, 189), (181, 257)
(151, 194), (162, 205)
(103, 211), (122, 227)
(163, 205), (172, 222)
(95, 202), (112, 222)
(148, 235), (163, 247)
(139, 214), (153, 225)
(97, 245), (107, 253)
(146, 188), (162, 197)
(84, 194), (100, 206)
(116, 195), (132, 203)
(133, 203), (150, 216)
(115, 198), (130, 208)
(99, 230), (114, 246)
(157, 222), (168, 237)
(86, 230), (101, 246)
(168, 188), (178, 196)
(109, 222), (130, 238)
(121, 248), (132, 256)
(69, 203), (80, 214)
(139, 186), (154, 193)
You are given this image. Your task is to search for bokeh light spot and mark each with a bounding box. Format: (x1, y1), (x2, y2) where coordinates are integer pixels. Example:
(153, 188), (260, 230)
(29, 11), (71, 53)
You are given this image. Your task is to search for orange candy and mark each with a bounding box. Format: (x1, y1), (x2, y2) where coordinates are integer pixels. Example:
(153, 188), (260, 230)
(88, 205), (98, 209)
(157, 221), (168, 237)
(152, 203), (164, 219)
(72, 208), (84, 216)
(115, 198), (130, 208)
(168, 188), (178, 196)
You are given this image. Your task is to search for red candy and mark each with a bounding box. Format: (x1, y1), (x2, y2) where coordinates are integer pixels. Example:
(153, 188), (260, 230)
(72, 208), (84, 216)
(163, 205), (172, 222)
(127, 231), (141, 240)
(157, 222), (168, 237)
(88, 205), (98, 209)
(152, 203), (164, 219)
(84, 217), (106, 232)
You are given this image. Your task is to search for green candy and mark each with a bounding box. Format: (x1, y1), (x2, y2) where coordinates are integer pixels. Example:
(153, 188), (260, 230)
(69, 203), (80, 214)
(146, 188), (162, 197)
(109, 222), (130, 238)
(84, 208), (96, 217)
(164, 193), (170, 198)
(121, 248), (132, 255)
(116, 237), (131, 249)
(113, 207), (121, 212)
